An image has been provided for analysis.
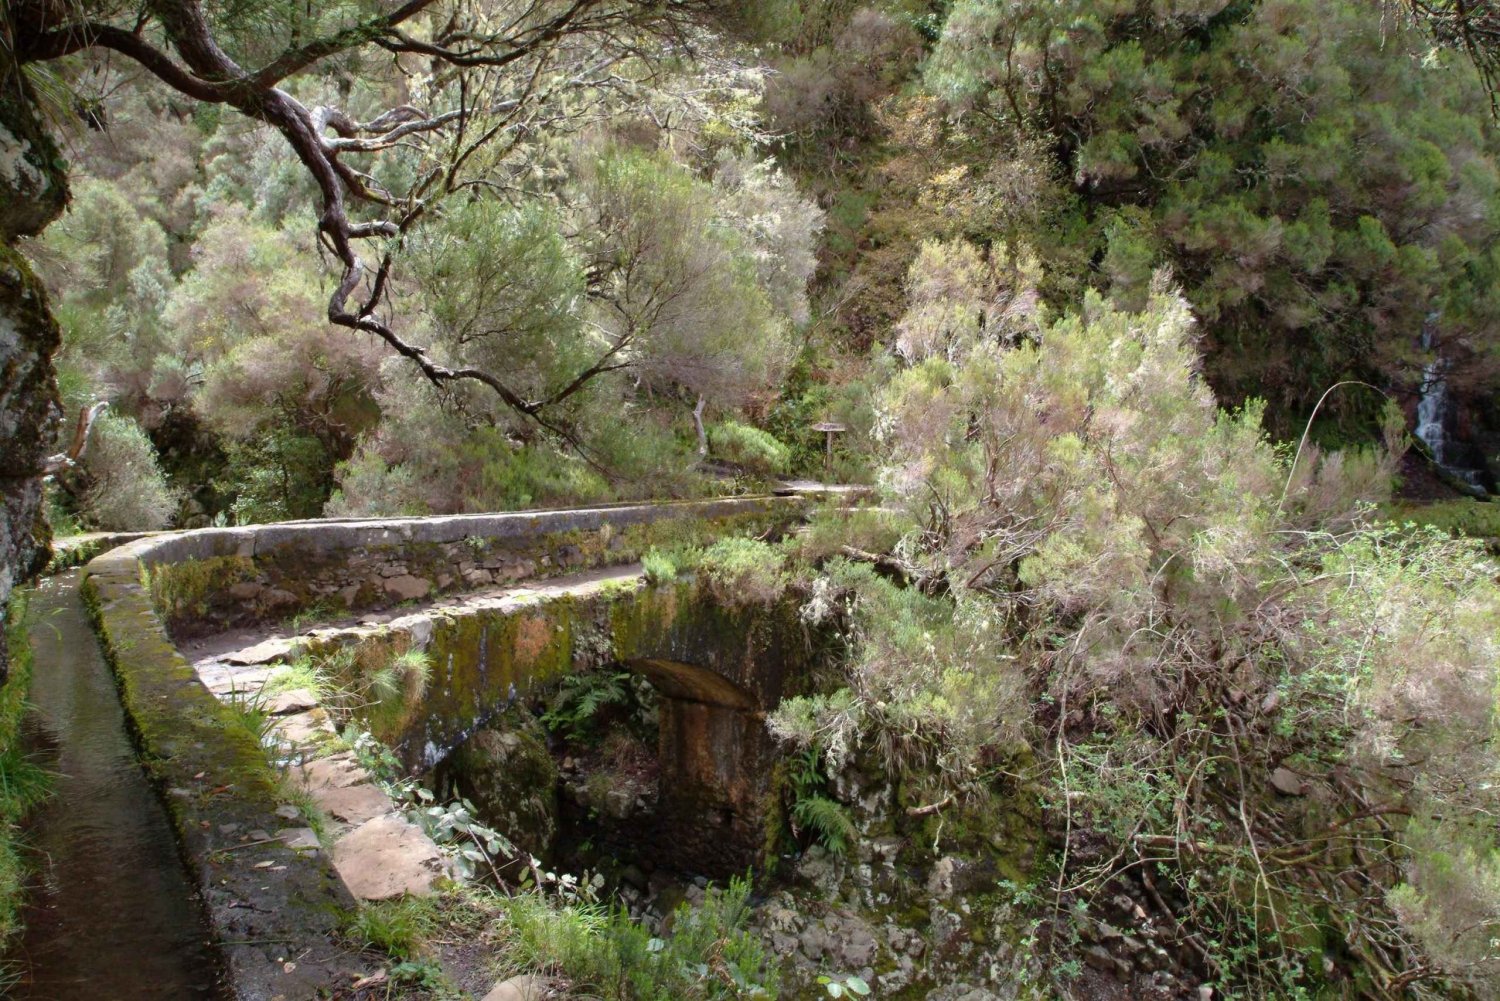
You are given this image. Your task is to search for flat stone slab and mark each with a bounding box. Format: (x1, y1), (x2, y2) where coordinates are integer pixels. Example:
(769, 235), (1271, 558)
(312, 782), (392, 828)
(199, 663), (276, 696)
(332, 814), (448, 900)
(291, 752), (366, 791)
(263, 688), (319, 715)
(273, 708), (335, 745)
(483, 975), (554, 1001)
(224, 636), (300, 666)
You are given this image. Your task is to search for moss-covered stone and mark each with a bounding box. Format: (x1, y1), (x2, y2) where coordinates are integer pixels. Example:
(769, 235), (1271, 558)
(448, 708), (560, 864)
(0, 44), (68, 686)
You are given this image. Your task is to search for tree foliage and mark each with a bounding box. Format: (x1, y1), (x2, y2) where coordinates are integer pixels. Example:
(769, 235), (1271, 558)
(922, 0), (1500, 430)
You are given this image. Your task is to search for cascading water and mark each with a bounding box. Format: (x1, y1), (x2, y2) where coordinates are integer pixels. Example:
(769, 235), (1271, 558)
(1415, 324), (1490, 495)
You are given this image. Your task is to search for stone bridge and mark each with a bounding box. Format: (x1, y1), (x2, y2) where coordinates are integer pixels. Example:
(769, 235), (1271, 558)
(77, 493), (844, 999)
(278, 566), (818, 873)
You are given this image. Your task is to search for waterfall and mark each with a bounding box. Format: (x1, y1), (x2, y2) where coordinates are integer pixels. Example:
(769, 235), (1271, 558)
(1415, 323), (1489, 494)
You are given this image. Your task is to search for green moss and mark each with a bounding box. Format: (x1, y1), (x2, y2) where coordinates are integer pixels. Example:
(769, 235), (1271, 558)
(44, 535), (112, 574)
(0, 593), (51, 954)
(145, 554), (256, 626)
(1385, 498), (1500, 546)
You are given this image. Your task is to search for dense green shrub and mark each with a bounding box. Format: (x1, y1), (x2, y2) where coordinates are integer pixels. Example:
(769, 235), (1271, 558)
(799, 276), (1500, 996)
(77, 413), (178, 530)
(923, 0), (1500, 433)
(708, 421), (792, 476)
(696, 538), (789, 607)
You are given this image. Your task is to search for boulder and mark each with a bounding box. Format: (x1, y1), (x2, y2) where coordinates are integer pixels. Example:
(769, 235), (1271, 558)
(449, 712), (559, 862)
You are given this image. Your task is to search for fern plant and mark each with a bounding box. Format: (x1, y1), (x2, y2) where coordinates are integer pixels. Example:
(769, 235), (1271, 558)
(792, 794), (857, 857)
(786, 745), (857, 857)
(542, 669), (636, 744)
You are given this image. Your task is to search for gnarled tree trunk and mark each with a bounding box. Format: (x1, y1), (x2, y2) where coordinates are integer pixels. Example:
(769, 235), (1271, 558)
(0, 45), (68, 682)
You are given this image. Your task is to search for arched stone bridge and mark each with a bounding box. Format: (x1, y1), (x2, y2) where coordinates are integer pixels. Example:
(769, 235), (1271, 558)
(78, 493), (849, 998)
(290, 567), (819, 873)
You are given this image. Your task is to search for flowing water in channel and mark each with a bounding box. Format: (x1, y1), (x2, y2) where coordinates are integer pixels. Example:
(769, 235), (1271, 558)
(9, 571), (224, 999)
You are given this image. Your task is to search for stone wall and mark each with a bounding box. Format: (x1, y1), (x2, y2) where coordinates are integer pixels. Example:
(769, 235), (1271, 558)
(293, 574), (820, 875)
(139, 496), (806, 637)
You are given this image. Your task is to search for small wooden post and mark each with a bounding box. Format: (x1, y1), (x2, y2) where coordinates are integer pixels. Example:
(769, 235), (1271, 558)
(810, 420), (847, 482)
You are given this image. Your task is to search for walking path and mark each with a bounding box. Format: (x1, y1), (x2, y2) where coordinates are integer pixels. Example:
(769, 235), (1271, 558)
(180, 564), (646, 903)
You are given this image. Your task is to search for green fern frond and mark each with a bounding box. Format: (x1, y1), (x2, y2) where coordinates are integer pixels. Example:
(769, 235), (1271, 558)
(792, 795), (856, 857)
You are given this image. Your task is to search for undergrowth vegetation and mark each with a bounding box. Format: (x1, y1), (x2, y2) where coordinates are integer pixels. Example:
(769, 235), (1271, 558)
(498, 876), (778, 1000)
(0, 597), (49, 957)
(775, 282), (1500, 998)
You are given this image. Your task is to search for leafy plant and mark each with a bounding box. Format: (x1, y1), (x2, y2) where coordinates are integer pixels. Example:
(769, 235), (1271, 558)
(818, 974), (872, 998)
(543, 669), (648, 744)
(222, 691), (276, 748)
(784, 747), (857, 858)
(791, 795), (857, 859)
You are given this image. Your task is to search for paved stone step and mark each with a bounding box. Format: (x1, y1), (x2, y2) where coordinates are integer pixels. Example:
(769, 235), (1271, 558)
(309, 782), (391, 829)
(332, 813), (449, 901)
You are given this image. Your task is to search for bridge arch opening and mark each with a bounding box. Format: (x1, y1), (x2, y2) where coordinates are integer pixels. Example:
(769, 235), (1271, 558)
(438, 652), (778, 891)
(550, 657), (774, 881)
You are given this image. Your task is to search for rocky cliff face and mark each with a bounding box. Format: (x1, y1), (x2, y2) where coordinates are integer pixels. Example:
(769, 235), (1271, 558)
(0, 48), (68, 680)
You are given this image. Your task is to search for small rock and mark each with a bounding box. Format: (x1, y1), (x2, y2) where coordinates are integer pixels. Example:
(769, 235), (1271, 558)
(383, 574), (431, 602)
(837, 924), (877, 968)
(1270, 766), (1305, 796)
(227, 581), (263, 602)
(603, 787), (634, 820)
(275, 803), (301, 821)
(798, 925), (830, 959)
(264, 688), (319, 715)
(927, 856), (957, 899)
(1083, 945), (1130, 979)
(482, 975), (550, 1001)
(277, 827), (320, 850)
(619, 864), (648, 891)
(261, 588), (299, 608)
